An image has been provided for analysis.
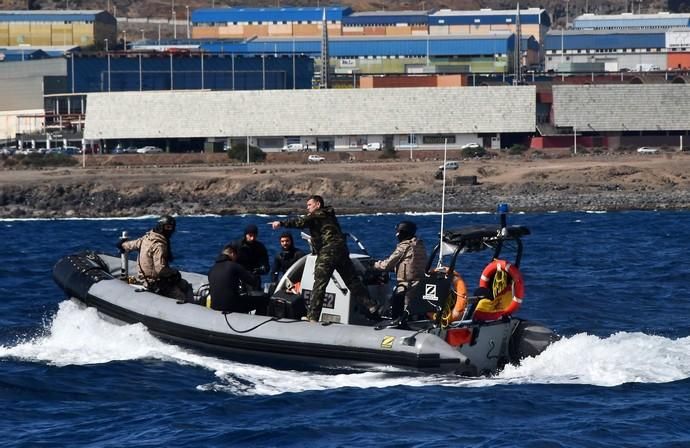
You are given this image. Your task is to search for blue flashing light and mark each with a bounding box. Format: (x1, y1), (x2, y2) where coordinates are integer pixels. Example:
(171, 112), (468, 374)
(497, 203), (509, 214)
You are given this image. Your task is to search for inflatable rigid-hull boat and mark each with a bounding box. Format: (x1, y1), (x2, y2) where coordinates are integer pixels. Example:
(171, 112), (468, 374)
(52, 250), (555, 376)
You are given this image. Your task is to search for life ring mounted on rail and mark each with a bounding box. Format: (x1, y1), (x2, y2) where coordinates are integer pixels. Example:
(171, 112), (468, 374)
(473, 259), (525, 321)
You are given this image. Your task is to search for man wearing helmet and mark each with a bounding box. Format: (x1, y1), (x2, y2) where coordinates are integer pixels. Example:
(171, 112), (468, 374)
(117, 215), (193, 302)
(374, 220), (428, 326)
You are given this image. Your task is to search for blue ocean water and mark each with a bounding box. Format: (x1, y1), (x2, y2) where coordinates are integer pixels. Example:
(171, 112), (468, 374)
(2, 211), (690, 447)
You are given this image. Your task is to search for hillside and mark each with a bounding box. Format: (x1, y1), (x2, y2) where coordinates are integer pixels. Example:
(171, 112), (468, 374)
(25, 0), (671, 27)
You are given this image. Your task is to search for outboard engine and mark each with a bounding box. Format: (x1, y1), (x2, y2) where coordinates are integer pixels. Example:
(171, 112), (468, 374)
(508, 320), (560, 363)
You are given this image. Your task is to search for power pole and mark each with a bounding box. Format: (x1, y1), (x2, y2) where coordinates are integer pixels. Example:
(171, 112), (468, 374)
(513, 3), (522, 85)
(319, 8), (329, 89)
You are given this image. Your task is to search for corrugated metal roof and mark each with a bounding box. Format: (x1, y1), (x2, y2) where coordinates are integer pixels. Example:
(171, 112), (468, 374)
(0, 58), (66, 79)
(544, 30), (665, 50)
(553, 84), (690, 131)
(574, 12), (690, 29)
(343, 11), (429, 26)
(0, 49), (50, 61)
(0, 10), (114, 23)
(191, 7), (352, 24)
(0, 77), (44, 111)
(194, 34), (514, 57)
(429, 8), (550, 27)
(84, 86), (536, 139)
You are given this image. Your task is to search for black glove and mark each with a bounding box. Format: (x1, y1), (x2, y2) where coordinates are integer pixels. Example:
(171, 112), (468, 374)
(116, 240), (126, 253)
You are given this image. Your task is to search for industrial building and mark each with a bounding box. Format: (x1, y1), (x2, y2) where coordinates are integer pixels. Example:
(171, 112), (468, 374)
(573, 12), (690, 30)
(133, 33), (538, 76)
(538, 84), (690, 150)
(0, 10), (116, 47)
(190, 7), (548, 57)
(82, 86), (536, 152)
(544, 28), (690, 72)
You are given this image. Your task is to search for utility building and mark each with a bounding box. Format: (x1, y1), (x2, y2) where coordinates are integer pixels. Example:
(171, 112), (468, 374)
(0, 10), (116, 47)
(544, 29), (690, 72)
(83, 86), (536, 152)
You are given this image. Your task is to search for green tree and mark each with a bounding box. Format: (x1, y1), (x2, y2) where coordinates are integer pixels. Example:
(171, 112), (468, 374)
(227, 142), (266, 163)
(461, 146), (486, 158)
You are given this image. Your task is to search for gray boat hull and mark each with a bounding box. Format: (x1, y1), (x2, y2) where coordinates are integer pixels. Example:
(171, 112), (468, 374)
(52, 252), (557, 376)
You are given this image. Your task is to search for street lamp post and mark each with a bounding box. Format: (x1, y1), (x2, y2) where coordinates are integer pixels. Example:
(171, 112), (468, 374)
(172, 0), (177, 39)
(186, 5), (190, 39)
(140, 29), (145, 40)
(105, 38), (111, 92)
(122, 30), (127, 51)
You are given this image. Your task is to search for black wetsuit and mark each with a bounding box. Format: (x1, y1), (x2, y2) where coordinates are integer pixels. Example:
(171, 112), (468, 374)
(208, 253), (268, 314)
(271, 246), (306, 282)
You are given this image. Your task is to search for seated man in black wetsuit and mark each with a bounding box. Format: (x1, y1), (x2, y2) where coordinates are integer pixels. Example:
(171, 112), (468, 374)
(271, 231), (306, 283)
(208, 243), (269, 314)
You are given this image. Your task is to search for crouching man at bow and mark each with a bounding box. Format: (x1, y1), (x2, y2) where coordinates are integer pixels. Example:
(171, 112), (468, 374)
(117, 215), (193, 302)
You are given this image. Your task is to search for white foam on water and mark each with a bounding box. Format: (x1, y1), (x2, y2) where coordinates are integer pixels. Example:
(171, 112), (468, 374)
(493, 332), (690, 386)
(4, 301), (689, 395)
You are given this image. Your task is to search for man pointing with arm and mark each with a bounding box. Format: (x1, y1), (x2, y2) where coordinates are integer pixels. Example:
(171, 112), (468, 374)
(269, 195), (380, 323)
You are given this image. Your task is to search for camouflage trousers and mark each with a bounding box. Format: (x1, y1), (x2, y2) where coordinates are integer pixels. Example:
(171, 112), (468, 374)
(309, 245), (374, 320)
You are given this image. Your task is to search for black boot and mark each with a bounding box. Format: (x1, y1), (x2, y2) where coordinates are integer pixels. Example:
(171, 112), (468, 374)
(375, 310), (410, 330)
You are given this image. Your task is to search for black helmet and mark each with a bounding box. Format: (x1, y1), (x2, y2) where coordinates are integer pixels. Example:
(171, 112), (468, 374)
(396, 220), (417, 241)
(155, 215), (176, 236)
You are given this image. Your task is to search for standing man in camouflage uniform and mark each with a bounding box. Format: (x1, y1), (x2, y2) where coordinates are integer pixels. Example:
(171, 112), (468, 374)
(269, 195), (379, 322)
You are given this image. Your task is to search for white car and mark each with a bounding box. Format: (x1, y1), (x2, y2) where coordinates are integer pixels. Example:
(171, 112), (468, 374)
(438, 161), (460, 170)
(461, 142), (481, 149)
(281, 143), (304, 152)
(307, 154), (325, 163)
(362, 142), (382, 151)
(136, 146), (163, 154)
(636, 146), (658, 154)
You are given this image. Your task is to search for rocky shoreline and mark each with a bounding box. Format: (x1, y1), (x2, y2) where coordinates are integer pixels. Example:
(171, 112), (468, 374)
(2, 154), (690, 218)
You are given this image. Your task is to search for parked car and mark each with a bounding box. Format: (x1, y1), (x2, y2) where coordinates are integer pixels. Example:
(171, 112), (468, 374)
(136, 146), (163, 154)
(438, 161), (460, 170)
(636, 146), (659, 154)
(282, 143), (304, 152)
(0, 147), (14, 156)
(307, 154), (325, 163)
(59, 146), (81, 155)
(362, 142), (382, 151)
(461, 142), (481, 149)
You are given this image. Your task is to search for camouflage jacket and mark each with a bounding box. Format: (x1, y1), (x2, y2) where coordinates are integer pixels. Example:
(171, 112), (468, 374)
(281, 206), (345, 254)
(374, 237), (428, 285)
(121, 230), (171, 285)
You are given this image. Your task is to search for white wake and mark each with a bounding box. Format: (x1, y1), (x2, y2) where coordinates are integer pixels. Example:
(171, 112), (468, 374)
(2, 300), (689, 395)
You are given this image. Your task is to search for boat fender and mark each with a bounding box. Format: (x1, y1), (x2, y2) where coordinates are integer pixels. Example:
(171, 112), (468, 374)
(429, 268), (468, 326)
(473, 259), (524, 321)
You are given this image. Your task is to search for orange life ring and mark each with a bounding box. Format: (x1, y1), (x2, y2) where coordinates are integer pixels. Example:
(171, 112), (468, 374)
(473, 259), (524, 321)
(429, 268), (468, 325)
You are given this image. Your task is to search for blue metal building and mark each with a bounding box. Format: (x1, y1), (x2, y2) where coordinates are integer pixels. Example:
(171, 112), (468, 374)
(428, 8), (551, 27)
(0, 48), (50, 61)
(164, 35), (519, 59)
(191, 7), (352, 25)
(573, 13), (690, 30)
(544, 30), (666, 52)
(342, 11), (429, 26)
(65, 53), (313, 93)
(0, 10), (115, 23)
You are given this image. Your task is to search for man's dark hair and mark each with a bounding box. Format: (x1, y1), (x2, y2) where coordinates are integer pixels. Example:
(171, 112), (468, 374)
(280, 231), (294, 244)
(308, 195), (324, 207)
(222, 243), (238, 257)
